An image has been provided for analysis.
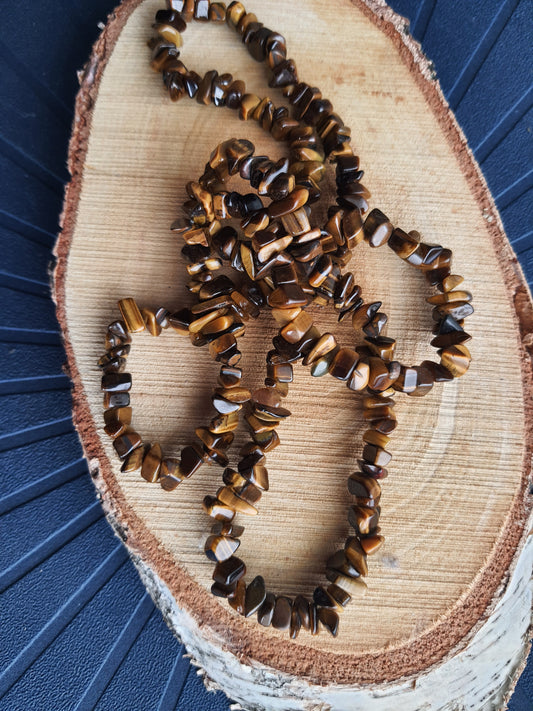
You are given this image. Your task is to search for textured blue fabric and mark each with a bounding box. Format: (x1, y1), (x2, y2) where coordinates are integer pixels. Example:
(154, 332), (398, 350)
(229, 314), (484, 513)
(0, 1), (531, 709)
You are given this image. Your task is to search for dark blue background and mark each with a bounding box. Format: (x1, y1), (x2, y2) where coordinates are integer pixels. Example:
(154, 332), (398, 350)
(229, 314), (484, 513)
(0, 1), (531, 709)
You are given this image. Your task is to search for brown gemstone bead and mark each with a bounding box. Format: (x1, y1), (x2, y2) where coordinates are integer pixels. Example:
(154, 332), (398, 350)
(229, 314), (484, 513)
(331, 573), (367, 596)
(244, 575), (266, 617)
(266, 362), (293, 383)
(422, 359), (454, 382)
(365, 336), (396, 362)
(348, 473), (381, 503)
(211, 520), (245, 538)
(204, 534), (240, 562)
(212, 393), (242, 414)
(268, 188), (309, 218)
(238, 445), (266, 468)
(213, 556), (246, 586)
(291, 596), (309, 632)
(290, 606), (302, 639)
(159, 457), (184, 490)
(362, 443), (392, 467)
(239, 464), (269, 491)
(363, 429), (390, 449)
(308, 254), (333, 288)
(430, 329), (471, 349)
(101, 372), (132, 392)
(327, 583), (352, 607)
(346, 360), (370, 391)
(196, 69), (218, 105)
(433, 301), (474, 322)
(180, 444), (205, 477)
(140, 443), (162, 483)
(348, 505), (380, 538)
(281, 207), (311, 236)
(367, 358), (398, 392)
(211, 581), (237, 598)
(240, 93), (261, 119)
(217, 486), (258, 515)
(309, 603), (319, 635)
(230, 479), (262, 506)
(228, 578), (246, 615)
(105, 320), (131, 349)
(272, 596), (292, 630)
(217, 365), (242, 388)
(246, 413), (279, 433)
(168, 308), (193, 334)
(113, 428), (142, 460)
(363, 208), (392, 247)
(280, 309), (313, 343)
(358, 460), (389, 479)
(195, 427), (233, 452)
(257, 592), (276, 626)
(360, 534), (385, 555)
(210, 411), (240, 433)
(440, 274), (464, 292)
(141, 308), (162, 337)
(214, 386), (250, 404)
(302, 333), (337, 365)
(252, 429), (280, 452)
(328, 347), (359, 381)
(202, 495), (236, 522)
(344, 537), (369, 576)
(388, 228), (419, 258)
(310, 348), (338, 377)
(313, 585), (337, 608)
(267, 284), (308, 309)
(252, 387), (281, 408)
(326, 550), (362, 580)
(426, 290), (473, 306)
(120, 446), (145, 473)
(406, 363), (434, 397)
(209, 2), (227, 21)
(440, 344), (471, 377)
(393, 365), (418, 393)
(318, 607), (339, 637)
(118, 298), (145, 333)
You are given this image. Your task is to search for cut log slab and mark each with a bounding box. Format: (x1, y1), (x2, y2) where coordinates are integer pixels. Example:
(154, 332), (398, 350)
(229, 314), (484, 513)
(54, 0), (533, 708)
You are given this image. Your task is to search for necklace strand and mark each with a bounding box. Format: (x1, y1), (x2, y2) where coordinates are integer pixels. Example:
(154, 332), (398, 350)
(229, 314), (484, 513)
(99, 0), (472, 638)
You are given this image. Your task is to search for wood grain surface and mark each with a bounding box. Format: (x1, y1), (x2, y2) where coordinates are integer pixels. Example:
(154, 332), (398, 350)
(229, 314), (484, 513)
(56, 0), (532, 688)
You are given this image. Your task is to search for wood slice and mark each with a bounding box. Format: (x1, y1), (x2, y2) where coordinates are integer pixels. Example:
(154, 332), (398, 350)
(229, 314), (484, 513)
(54, 0), (533, 708)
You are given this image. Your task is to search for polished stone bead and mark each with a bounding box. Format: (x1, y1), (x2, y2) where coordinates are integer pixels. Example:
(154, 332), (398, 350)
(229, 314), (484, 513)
(440, 344), (471, 377)
(252, 387), (281, 409)
(140, 443), (162, 483)
(289, 596), (309, 632)
(265, 362), (293, 384)
(272, 596), (293, 630)
(228, 578), (246, 614)
(279, 310), (312, 344)
(302, 333), (337, 366)
(203, 447), (229, 468)
(362, 208), (392, 247)
(427, 290), (472, 306)
(211, 520), (245, 538)
(140, 308), (162, 337)
(209, 335), (240, 365)
(433, 301), (474, 322)
(367, 358), (398, 392)
(101, 372), (132, 392)
(289, 605), (302, 639)
(330, 573), (367, 596)
(159, 457), (184, 490)
(348, 503), (381, 537)
(440, 274), (464, 292)
(310, 347), (338, 377)
(195, 427), (234, 452)
(252, 428), (280, 452)
(209, 2), (227, 21)
(430, 329), (471, 349)
(103, 407), (132, 439)
(209, 411), (240, 434)
(347, 473), (381, 502)
(326, 550), (361, 580)
(118, 298), (145, 333)
(180, 444), (204, 477)
(253, 401), (291, 421)
(105, 320), (131, 349)
(327, 583), (351, 607)
(328, 347), (359, 381)
(363, 313), (388, 338)
(360, 534), (385, 555)
(365, 336), (396, 362)
(243, 575), (266, 617)
(202, 495), (236, 522)
(346, 360), (370, 391)
(267, 284), (308, 309)
(168, 308), (193, 334)
(362, 443), (392, 467)
(204, 534), (240, 562)
(393, 365), (418, 393)
(230, 479), (262, 505)
(196, 70), (218, 105)
(257, 592), (276, 626)
(211, 580), (237, 598)
(363, 429), (390, 451)
(281, 207), (311, 236)
(246, 413), (279, 433)
(388, 227), (419, 258)
(358, 460), (389, 479)
(213, 556), (246, 586)
(422, 359), (454, 382)
(154, 22), (184, 47)
(98, 344), (131, 369)
(351, 301), (382, 331)
(344, 536), (369, 575)
(341, 209), (364, 248)
(155, 9), (187, 31)
(113, 429), (142, 460)
(217, 486), (258, 515)
(268, 188), (308, 219)
(217, 365), (242, 389)
(318, 607), (339, 636)
(120, 445), (145, 473)
(313, 586), (336, 608)
(309, 603), (319, 635)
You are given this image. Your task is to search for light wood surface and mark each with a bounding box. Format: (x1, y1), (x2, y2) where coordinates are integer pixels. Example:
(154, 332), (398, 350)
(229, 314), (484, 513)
(55, 0), (532, 704)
